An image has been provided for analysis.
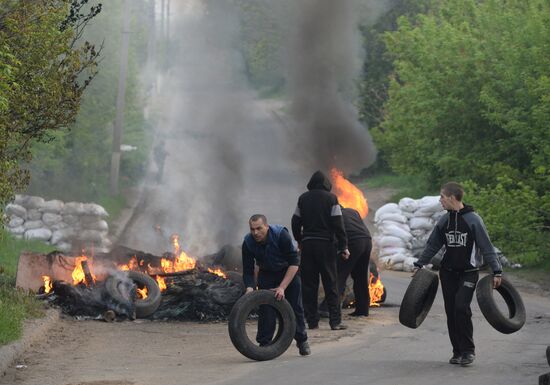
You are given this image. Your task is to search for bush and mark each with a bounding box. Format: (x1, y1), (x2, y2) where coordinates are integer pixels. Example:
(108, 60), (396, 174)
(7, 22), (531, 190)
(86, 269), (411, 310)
(463, 178), (548, 266)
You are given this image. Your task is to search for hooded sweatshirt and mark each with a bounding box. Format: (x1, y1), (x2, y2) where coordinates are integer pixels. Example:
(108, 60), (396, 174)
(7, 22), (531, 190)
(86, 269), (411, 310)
(415, 204), (502, 275)
(291, 171), (347, 251)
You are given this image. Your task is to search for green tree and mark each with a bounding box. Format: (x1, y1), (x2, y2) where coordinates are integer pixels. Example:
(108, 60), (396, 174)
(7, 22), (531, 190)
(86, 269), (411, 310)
(26, 0), (152, 201)
(374, 0), (550, 263)
(0, 0), (101, 207)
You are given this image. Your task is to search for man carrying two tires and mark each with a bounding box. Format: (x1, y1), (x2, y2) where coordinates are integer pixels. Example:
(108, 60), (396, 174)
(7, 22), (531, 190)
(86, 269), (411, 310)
(413, 182), (502, 366)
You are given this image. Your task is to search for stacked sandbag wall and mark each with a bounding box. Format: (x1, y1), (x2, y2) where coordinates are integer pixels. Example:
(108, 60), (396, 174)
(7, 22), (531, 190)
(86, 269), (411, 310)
(3, 195), (112, 253)
(374, 196), (445, 272)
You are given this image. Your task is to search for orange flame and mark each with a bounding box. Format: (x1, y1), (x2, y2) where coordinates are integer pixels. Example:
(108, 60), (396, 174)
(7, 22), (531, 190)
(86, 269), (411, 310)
(156, 276), (167, 291)
(329, 168), (368, 219)
(136, 285), (148, 299)
(369, 272), (385, 307)
(208, 267), (227, 279)
(42, 275), (53, 294)
(171, 234), (181, 255)
(117, 255), (138, 271)
(71, 256), (96, 286)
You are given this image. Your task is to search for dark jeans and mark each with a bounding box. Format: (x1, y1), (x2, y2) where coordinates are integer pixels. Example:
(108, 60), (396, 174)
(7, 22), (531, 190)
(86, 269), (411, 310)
(439, 268), (479, 355)
(319, 237), (372, 314)
(338, 237), (372, 314)
(256, 270), (307, 345)
(300, 240), (340, 328)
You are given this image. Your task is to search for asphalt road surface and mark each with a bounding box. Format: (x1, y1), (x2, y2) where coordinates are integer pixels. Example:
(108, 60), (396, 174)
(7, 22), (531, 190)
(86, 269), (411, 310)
(2, 270), (548, 385)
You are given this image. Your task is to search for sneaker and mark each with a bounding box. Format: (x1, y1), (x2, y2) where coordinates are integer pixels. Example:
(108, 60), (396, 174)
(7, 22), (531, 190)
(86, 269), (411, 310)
(297, 341), (311, 356)
(330, 323), (348, 330)
(449, 354), (461, 364)
(460, 353), (475, 366)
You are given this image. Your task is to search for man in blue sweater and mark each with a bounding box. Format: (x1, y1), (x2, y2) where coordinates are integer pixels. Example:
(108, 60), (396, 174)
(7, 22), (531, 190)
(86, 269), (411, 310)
(242, 214), (310, 356)
(414, 182), (502, 367)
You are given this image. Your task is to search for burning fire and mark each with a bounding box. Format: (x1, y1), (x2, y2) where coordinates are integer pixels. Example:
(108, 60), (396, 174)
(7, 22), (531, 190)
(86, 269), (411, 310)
(156, 276), (167, 291)
(136, 285), (148, 299)
(330, 168), (368, 218)
(42, 275), (52, 294)
(72, 256), (96, 286)
(369, 272), (385, 307)
(207, 267), (227, 279)
(118, 255), (138, 271)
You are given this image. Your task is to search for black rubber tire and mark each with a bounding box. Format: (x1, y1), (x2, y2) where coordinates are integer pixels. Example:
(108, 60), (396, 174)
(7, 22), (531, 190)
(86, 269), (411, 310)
(379, 286), (387, 304)
(228, 290), (296, 361)
(226, 271), (245, 295)
(399, 269), (439, 329)
(476, 275), (525, 334)
(546, 346), (550, 367)
(106, 271), (161, 318)
(540, 372), (550, 385)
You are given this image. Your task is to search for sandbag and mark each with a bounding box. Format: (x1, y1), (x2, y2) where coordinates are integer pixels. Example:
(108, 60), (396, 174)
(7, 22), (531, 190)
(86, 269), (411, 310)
(27, 209), (42, 221)
(416, 196), (442, 213)
(8, 226), (25, 235)
(376, 212), (408, 224)
(374, 203), (401, 222)
(5, 203), (27, 218)
(376, 235), (408, 249)
(82, 219), (109, 231)
(403, 257), (418, 272)
(380, 224), (413, 242)
(63, 214), (79, 225)
(378, 246), (410, 258)
(62, 202), (85, 216)
(51, 228), (76, 245)
(8, 216), (24, 228)
(409, 217), (434, 231)
(78, 229), (107, 243)
(42, 213), (62, 226)
(392, 262), (404, 271)
(40, 199), (64, 213)
(398, 197), (418, 213)
(24, 228), (52, 241)
(82, 203), (108, 218)
(24, 220), (44, 230)
(17, 196), (44, 209)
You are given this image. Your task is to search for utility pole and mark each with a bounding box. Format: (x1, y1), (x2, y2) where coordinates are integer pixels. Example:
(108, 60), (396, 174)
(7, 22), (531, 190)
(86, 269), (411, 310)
(110, 0), (131, 196)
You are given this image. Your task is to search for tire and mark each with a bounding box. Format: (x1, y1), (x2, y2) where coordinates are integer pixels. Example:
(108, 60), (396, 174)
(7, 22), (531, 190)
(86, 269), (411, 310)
(399, 269), (439, 329)
(378, 286), (387, 304)
(540, 372), (550, 385)
(547, 346), (550, 367)
(476, 275), (525, 334)
(228, 290), (296, 361)
(106, 271), (161, 318)
(226, 271), (245, 295)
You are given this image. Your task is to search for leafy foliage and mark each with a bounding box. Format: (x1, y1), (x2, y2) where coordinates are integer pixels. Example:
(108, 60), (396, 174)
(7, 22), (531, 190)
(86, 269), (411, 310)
(372, 0), (550, 264)
(0, 0), (101, 208)
(26, 0), (152, 201)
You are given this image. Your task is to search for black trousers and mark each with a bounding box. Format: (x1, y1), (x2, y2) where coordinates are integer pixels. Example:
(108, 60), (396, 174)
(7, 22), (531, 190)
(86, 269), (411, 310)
(439, 269), (479, 355)
(337, 237), (372, 315)
(256, 270), (307, 345)
(300, 240), (341, 327)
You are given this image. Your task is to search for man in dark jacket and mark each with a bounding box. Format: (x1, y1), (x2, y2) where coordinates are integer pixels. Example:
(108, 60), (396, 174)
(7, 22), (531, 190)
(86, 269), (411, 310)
(291, 171), (349, 330)
(242, 214), (310, 356)
(319, 206), (372, 316)
(414, 182), (502, 367)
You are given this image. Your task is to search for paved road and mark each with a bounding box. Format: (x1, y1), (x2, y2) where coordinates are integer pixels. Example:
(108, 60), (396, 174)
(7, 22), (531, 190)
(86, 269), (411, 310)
(219, 271), (550, 385)
(2, 271), (548, 385)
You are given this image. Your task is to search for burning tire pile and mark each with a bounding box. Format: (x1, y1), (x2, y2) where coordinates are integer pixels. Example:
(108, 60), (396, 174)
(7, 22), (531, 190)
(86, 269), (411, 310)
(36, 243), (245, 322)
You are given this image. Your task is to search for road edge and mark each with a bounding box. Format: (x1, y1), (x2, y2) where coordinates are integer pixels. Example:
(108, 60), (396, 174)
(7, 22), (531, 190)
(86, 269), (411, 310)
(0, 308), (60, 376)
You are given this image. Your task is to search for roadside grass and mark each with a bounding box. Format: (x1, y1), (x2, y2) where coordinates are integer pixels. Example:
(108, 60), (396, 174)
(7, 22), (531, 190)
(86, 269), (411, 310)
(354, 173), (437, 201)
(97, 193), (127, 226)
(0, 229), (53, 345)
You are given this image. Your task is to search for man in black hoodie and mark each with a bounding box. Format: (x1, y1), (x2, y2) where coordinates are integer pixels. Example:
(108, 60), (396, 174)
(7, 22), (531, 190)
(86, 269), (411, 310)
(414, 182), (502, 367)
(291, 171), (350, 330)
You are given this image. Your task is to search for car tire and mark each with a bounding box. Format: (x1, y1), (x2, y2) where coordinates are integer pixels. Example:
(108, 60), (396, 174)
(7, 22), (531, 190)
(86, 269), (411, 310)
(476, 275), (525, 334)
(228, 290), (296, 361)
(106, 271), (161, 318)
(399, 269), (439, 329)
